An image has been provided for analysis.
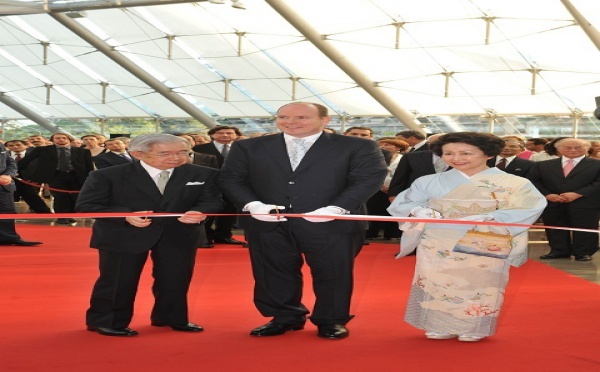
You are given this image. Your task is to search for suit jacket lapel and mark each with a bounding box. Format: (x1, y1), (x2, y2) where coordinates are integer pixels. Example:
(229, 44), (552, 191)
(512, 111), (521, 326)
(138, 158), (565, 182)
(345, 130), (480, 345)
(265, 134), (294, 174)
(159, 166), (188, 206)
(293, 133), (336, 173)
(124, 162), (162, 202)
(567, 157), (592, 178)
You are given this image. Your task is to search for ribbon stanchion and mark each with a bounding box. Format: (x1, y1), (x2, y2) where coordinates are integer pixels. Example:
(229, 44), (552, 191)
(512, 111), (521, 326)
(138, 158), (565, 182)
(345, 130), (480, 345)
(4, 211), (600, 235)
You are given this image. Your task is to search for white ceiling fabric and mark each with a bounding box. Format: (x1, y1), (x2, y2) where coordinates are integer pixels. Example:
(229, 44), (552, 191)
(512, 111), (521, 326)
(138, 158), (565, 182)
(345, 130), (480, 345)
(0, 0), (599, 123)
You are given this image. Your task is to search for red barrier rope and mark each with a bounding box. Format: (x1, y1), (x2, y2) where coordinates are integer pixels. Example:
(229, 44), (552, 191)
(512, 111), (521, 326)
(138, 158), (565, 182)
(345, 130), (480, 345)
(14, 177), (80, 194)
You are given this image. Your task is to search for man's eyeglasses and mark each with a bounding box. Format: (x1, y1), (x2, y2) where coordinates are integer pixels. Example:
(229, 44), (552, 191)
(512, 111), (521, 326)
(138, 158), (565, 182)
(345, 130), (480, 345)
(143, 151), (192, 159)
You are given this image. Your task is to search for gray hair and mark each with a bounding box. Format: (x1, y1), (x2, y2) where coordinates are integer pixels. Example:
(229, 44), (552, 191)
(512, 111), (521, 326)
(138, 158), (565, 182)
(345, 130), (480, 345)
(554, 138), (591, 149)
(129, 133), (190, 152)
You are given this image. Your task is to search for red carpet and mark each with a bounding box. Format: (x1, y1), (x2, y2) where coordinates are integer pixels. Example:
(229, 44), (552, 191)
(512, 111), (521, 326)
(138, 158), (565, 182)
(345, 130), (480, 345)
(1, 225), (599, 371)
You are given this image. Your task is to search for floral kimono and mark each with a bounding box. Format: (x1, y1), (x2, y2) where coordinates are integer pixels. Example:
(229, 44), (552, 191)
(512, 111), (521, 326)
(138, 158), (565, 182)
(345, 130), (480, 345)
(388, 168), (546, 336)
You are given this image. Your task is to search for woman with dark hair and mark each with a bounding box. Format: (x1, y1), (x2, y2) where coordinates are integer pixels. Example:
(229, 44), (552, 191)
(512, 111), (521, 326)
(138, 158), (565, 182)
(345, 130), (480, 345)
(388, 132), (546, 342)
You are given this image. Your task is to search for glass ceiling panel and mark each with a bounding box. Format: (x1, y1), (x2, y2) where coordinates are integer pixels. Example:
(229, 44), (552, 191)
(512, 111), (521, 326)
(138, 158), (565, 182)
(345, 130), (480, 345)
(0, 0), (598, 132)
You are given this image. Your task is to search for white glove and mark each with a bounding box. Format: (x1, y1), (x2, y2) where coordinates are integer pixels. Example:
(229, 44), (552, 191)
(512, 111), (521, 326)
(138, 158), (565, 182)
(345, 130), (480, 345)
(303, 206), (346, 223)
(245, 201), (287, 222)
(460, 214), (493, 222)
(410, 207), (442, 219)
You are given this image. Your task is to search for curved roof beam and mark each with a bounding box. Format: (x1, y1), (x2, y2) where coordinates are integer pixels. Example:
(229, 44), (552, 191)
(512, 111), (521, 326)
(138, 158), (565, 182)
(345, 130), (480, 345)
(0, 92), (69, 134)
(560, 0), (600, 50)
(265, 0), (423, 132)
(49, 11), (220, 128)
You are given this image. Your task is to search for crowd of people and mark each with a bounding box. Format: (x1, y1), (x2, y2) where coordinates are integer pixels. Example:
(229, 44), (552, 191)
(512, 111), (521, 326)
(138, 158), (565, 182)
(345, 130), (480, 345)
(1, 102), (598, 343)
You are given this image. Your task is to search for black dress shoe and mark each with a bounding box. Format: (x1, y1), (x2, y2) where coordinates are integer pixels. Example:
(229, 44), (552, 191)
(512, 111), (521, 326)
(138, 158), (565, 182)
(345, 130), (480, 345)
(250, 321), (305, 336)
(575, 255), (593, 261)
(540, 253), (570, 259)
(317, 324), (349, 339)
(55, 218), (73, 225)
(198, 243), (214, 248)
(214, 238), (246, 245)
(0, 239), (42, 246)
(87, 326), (138, 337)
(152, 322), (204, 332)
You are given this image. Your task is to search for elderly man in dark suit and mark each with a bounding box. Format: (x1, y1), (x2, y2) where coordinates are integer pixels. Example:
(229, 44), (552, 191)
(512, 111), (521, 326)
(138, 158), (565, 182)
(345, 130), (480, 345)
(0, 143), (41, 246)
(76, 133), (224, 337)
(219, 102), (387, 339)
(528, 138), (600, 261)
(18, 132), (94, 224)
(486, 137), (534, 177)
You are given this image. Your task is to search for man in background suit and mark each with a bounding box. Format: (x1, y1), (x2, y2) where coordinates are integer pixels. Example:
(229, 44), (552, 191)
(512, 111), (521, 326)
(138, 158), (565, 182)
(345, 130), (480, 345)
(193, 126), (245, 245)
(219, 102), (387, 339)
(486, 137), (534, 178)
(395, 130), (428, 152)
(18, 133), (94, 224)
(174, 134), (219, 169)
(176, 133), (219, 248)
(388, 133), (446, 201)
(528, 138), (600, 261)
(93, 139), (133, 169)
(0, 142), (41, 246)
(76, 134), (224, 337)
(4, 140), (51, 214)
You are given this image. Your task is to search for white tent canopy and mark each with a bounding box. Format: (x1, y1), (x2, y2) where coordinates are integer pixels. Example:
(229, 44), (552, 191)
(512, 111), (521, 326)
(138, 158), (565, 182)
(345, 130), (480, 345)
(0, 0), (599, 132)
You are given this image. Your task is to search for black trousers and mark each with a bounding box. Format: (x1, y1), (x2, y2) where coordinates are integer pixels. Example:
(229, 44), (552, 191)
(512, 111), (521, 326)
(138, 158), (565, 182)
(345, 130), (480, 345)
(0, 191), (21, 242)
(542, 205), (600, 257)
(204, 198), (237, 241)
(86, 240), (198, 328)
(14, 180), (52, 213)
(245, 220), (363, 326)
(49, 171), (80, 213)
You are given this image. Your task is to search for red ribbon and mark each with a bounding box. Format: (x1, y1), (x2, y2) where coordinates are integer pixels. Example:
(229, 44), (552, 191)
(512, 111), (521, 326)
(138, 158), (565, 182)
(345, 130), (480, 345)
(6, 211), (600, 234)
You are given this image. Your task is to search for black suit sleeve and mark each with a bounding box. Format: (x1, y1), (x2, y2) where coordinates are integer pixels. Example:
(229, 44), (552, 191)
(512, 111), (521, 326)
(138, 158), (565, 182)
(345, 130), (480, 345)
(388, 154), (411, 197)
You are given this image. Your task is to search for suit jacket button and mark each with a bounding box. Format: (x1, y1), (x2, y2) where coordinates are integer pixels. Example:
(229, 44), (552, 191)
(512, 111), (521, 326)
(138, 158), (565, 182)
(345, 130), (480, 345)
(289, 181), (295, 184)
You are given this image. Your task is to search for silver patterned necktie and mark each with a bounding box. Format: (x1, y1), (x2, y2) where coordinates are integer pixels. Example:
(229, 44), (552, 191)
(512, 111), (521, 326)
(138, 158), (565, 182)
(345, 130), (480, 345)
(157, 170), (170, 194)
(221, 144), (230, 158)
(290, 138), (307, 171)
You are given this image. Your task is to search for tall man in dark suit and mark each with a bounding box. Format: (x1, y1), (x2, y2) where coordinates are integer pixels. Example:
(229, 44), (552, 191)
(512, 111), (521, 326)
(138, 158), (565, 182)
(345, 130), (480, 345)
(76, 134), (224, 337)
(92, 139), (133, 169)
(528, 138), (600, 261)
(0, 142), (41, 246)
(486, 137), (534, 177)
(219, 102), (387, 339)
(18, 133), (94, 224)
(193, 125), (245, 245)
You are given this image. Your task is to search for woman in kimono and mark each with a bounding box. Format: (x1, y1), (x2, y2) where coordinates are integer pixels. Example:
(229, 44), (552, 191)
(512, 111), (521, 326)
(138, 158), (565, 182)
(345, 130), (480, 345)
(388, 132), (546, 342)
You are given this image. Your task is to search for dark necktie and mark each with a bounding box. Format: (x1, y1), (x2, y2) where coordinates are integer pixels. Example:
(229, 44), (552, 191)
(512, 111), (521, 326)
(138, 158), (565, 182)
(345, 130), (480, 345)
(119, 153), (131, 162)
(58, 148), (70, 171)
(221, 144), (230, 158)
(496, 158), (507, 170)
(14, 153), (22, 162)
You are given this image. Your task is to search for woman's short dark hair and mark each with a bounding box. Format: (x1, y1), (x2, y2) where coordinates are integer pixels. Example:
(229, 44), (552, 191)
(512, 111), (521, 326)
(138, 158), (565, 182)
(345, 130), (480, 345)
(430, 132), (505, 157)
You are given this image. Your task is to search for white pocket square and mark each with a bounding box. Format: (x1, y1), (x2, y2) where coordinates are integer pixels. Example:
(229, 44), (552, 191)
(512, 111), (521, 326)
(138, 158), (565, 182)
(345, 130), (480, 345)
(186, 181), (205, 185)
